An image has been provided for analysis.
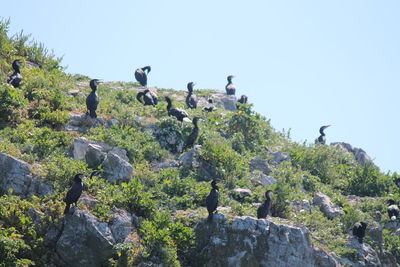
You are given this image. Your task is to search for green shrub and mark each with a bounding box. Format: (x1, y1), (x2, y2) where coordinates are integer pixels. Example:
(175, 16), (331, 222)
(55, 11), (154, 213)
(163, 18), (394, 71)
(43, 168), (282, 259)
(383, 229), (400, 263)
(0, 85), (27, 123)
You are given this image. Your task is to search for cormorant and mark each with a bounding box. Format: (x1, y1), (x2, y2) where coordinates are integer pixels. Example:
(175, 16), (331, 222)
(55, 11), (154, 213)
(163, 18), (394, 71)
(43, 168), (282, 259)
(387, 199), (399, 221)
(86, 79), (101, 118)
(164, 96), (190, 123)
(257, 190), (273, 219)
(186, 82), (198, 109)
(352, 221), (367, 243)
(135, 66), (151, 86)
(185, 117), (202, 149)
(7, 60), (23, 88)
(136, 89), (158, 106)
(64, 173), (84, 214)
(237, 95), (248, 104)
(206, 180), (219, 221)
(315, 125), (331, 145)
(202, 98), (216, 112)
(225, 75), (236, 95)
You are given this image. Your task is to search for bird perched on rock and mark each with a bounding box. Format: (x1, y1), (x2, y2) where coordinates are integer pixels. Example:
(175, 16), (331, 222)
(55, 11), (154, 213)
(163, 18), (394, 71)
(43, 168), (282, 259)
(164, 96), (191, 123)
(136, 89), (158, 106)
(186, 82), (198, 109)
(64, 173), (84, 214)
(135, 66), (151, 86)
(86, 79), (101, 118)
(352, 221), (367, 243)
(185, 117), (202, 149)
(202, 98), (216, 112)
(387, 199), (399, 221)
(7, 59), (23, 88)
(257, 190), (273, 219)
(315, 125), (331, 145)
(237, 95), (248, 105)
(225, 75), (236, 95)
(206, 180), (219, 222)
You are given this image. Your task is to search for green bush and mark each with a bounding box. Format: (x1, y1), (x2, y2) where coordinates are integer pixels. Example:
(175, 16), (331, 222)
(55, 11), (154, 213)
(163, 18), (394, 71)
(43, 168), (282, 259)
(0, 85), (27, 123)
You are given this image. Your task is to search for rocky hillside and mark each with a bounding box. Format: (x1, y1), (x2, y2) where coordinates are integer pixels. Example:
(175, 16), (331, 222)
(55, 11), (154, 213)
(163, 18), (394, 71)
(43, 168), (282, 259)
(0, 20), (400, 267)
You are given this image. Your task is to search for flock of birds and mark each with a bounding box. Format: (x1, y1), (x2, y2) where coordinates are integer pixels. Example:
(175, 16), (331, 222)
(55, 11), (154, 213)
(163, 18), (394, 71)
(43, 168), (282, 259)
(6, 60), (400, 243)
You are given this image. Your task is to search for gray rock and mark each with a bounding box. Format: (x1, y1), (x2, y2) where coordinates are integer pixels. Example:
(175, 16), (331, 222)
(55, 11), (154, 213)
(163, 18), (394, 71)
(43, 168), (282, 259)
(110, 209), (134, 243)
(56, 210), (115, 267)
(232, 188), (252, 201)
(195, 213), (339, 267)
(270, 151), (291, 165)
(73, 137), (91, 161)
(85, 144), (106, 169)
(249, 157), (272, 175)
(66, 112), (106, 133)
(27, 176), (54, 197)
(250, 172), (277, 187)
(291, 199), (314, 214)
(344, 237), (381, 266)
(153, 160), (180, 172)
(103, 150), (134, 183)
(313, 192), (344, 219)
(179, 145), (202, 169)
(331, 142), (374, 166)
(0, 153), (33, 196)
(220, 95), (237, 111)
(106, 119), (120, 128)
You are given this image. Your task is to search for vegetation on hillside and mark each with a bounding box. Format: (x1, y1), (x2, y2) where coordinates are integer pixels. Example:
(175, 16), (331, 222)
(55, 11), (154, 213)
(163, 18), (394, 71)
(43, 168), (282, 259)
(0, 19), (399, 266)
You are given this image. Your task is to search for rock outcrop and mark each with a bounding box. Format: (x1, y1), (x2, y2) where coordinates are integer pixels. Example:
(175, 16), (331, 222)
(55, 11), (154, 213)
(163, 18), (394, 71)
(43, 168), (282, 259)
(194, 213), (339, 267)
(249, 157), (272, 175)
(313, 192), (344, 219)
(331, 142), (374, 166)
(270, 151), (291, 166)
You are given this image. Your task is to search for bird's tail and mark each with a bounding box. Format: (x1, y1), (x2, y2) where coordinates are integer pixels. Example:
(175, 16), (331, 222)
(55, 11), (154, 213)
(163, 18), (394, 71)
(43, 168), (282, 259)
(89, 110), (97, 118)
(64, 204), (70, 215)
(207, 213), (213, 222)
(391, 216), (397, 221)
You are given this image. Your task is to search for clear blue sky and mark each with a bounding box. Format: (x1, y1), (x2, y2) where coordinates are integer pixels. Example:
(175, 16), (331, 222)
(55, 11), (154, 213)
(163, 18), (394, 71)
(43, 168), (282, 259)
(2, 1), (399, 173)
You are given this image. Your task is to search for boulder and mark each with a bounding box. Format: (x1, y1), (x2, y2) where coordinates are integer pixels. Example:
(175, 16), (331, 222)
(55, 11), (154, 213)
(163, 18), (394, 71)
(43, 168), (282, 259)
(179, 145), (202, 169)
(249, 157), (272, 175)
(103, 150), (134, 183)
(232, 188), (252, 201)
(270, 151), (291, 166)
(194, 213), (339, 267)
(85, 144), (106, 169)
(0, 153), (33, 196)
(343, 237), (381, 266)
(66, 112), (117, 133)
(56, 210), (115, 267)
(250, 172), (277, 187)
(220, 95), (237, 111)
(331, 142), (374, 166)
(110, 209), (135, 243)
(73, 137), (91, 161)
(313, 192), (344, 219)
(153, 159), (180, 172)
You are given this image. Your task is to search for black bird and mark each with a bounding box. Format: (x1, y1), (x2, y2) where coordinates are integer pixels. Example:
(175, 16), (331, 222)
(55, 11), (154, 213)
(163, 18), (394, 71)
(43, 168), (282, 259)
(315, 125), (331, 144)
(186, 82), (198, 109)
(257, 190), (273, 219)
(7, 60), (23, 88)
(135, 66), (151, 86)
(387, 199), (399, 221)
(185, 117), (202, 149)
(164, 96), (190, 123)
(352, 221), (367, 243)
(237, 95), (248, 104)
(86, 79), (101, 118)
(64, 173), (84, 214)
(202, 98), (216, 112)
(206, 180), (219, 221)
(394, 178), (400, 189)
(136, 89), (158, 106)
(225, 75), (236, 95)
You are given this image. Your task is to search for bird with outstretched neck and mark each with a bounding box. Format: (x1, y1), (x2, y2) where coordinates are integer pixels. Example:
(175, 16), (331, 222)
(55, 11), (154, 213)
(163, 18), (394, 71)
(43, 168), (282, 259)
(164, 96), (190, 123)
(136, 89), (158, 106)
(315, 125), (331, 145)
(186, 82), (198, 109)
(257, 190), (273, 219)
(135, 66), (151, 86)
(352, 222), (367, 243)
(225, 75), (236, 95)
(206, 180), (219, 222)
(7, 59), (23, 88)
(185, 117), (202, 149)
(86, 79), (101, 118)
